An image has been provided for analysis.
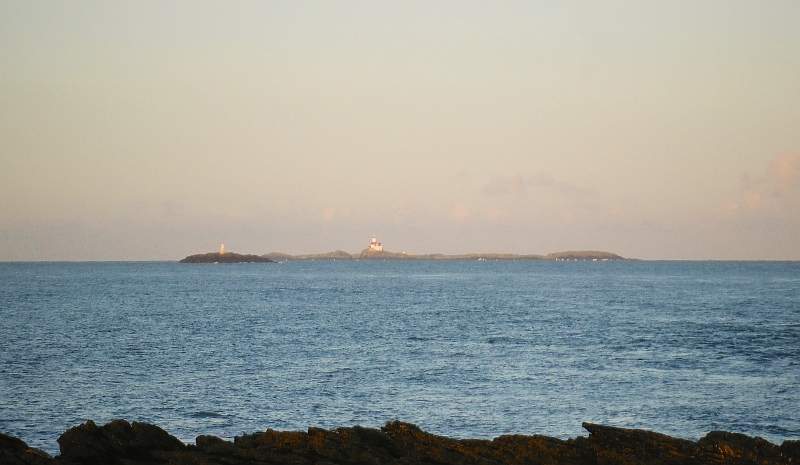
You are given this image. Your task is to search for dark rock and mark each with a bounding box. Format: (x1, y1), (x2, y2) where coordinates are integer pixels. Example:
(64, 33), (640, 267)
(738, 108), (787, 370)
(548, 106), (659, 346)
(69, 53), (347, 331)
(0, 432), (52, 465)
(56, 419), (184, 464)
(779, 440), (800, 462)
(2, 420), (798, 465)
(381, 421), (499, 464)
(582, 422), (697, 464)
(696, 431), (790, 464)
(491, 434), (593, 465)
(0, 433), (30, 455)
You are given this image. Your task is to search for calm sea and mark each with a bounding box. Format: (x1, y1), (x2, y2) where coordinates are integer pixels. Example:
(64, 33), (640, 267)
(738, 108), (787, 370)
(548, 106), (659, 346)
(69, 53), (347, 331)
(1, 260), (798, 454)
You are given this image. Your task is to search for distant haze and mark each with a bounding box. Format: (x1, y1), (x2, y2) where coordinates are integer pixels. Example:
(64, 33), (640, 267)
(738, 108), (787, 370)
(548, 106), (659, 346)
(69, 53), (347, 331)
(2, 2), (799, 260)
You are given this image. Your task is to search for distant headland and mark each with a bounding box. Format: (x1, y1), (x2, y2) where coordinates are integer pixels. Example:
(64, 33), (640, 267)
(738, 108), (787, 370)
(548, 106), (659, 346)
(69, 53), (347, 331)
(180, 238), (628, 263)
(262, 236), (628, 262)
(179, 253), (273, 263)
(263, 249), (626, 261)
(179, 245), (273, 264)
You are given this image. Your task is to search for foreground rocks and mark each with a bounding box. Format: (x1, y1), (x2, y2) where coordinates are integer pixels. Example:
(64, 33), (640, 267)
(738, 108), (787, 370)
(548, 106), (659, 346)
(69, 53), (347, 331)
(2, 420), (799, 465)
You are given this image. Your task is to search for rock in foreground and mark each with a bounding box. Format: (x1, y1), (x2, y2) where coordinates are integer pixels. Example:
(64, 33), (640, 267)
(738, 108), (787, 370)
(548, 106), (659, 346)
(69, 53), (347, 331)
(2, 420), (799, 465)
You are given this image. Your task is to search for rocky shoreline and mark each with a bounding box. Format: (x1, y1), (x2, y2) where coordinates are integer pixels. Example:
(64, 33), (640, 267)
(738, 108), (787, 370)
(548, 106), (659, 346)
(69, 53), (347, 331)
(2, 420), (798, 465)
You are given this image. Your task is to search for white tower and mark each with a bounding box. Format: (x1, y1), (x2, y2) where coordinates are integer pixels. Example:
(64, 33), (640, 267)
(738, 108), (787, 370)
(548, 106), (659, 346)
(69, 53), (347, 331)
(220, 243), (226, 255)
(369, 236), (383, 251)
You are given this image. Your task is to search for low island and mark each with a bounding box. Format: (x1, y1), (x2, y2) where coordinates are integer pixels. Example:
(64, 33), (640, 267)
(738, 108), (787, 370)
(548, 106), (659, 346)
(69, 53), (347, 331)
(264, 236), (627, 261)
(179, 252), (273, 264)
(263, 248), (627, 262)
(180, 238), (628, 263)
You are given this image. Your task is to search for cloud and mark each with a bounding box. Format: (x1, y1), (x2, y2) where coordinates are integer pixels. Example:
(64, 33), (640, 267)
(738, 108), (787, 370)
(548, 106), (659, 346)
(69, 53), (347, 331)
(321, 207), (352, 223)
(770, 153), (800, 197)
(744, 191), (762, 209)
(531, 173), (597, 198)
(482, 175), (528, 195)
(527, 173), (555, 188)
(322, 207), (336, 222)
(482, 173), (595, 199)
(486, 209), (507, 221)
(728, 153), (800, 213)
(450, 204), (470, 221)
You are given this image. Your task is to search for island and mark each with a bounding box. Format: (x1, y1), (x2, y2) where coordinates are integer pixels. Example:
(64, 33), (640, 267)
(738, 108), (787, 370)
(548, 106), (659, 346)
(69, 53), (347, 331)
(264, 250), (627, 261)
(181, 238), (628, 263)
(179, 252), (273, 264)
(2, 419), (798, 464)
(179, 243), (273, 263)
(263, 237), (627, 261)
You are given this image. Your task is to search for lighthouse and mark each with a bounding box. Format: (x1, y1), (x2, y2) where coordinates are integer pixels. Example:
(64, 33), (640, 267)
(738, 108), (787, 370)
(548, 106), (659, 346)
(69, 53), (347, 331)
(220, 244), (226, 255)
(369, 235), (383, 251)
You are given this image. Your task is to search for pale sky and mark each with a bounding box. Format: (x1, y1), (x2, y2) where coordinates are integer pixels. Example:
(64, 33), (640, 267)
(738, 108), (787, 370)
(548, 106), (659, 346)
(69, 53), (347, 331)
(2, 1), (799, 260)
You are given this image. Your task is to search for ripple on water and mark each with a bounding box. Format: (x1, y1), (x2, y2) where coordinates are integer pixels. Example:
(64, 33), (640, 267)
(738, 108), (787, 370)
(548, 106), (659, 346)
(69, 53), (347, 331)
(0, 260), (798, 454)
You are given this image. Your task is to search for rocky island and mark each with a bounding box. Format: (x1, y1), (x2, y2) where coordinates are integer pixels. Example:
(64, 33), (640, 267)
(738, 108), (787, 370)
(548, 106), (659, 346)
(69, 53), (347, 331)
(2, 419), (798, 465)
(180, 238), (627, 263)
(264, 250), (627, 261)
(264, 237), (627, 262)
(178, 244), (272, 263)
(179, 252), (273, 264)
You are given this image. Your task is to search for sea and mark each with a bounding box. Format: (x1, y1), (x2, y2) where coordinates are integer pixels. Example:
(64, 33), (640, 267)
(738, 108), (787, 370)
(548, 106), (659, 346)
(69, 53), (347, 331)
(1, 260), (798, 455)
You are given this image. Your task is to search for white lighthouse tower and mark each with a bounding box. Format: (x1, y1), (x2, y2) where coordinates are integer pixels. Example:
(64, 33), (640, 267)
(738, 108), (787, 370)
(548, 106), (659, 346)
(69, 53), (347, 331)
(369, 235), (383, 251)
(220, 243), (226, 255)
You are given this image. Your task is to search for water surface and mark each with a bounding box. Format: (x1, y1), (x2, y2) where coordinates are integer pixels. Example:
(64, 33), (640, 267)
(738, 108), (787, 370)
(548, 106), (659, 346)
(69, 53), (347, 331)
(1, 260), (798, 454)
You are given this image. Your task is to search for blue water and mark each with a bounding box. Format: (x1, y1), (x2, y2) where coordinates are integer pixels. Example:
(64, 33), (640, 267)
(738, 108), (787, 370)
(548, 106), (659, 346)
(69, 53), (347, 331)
(1, 260), (798, 455)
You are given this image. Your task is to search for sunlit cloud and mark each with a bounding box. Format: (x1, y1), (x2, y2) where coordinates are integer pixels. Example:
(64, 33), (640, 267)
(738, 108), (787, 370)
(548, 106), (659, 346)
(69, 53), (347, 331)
(321, 207), (352, 223)
(478, 173), (603, 228)
(482, 173), (596, 199)
(486, 209), (508, 221)
(482, 175), (528, 195)
(530, 173), (596, 198)
(322, 207), (337, 222)
(728, 153), (800, 213)
(770, 153), (800, 197)
(723, 201), (739, 213)
(450, 204), (470, 221)
(744, 191), (762, 209)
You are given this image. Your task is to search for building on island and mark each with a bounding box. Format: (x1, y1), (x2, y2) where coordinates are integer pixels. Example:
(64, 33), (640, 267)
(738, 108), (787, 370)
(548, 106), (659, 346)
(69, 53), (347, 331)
(220, 244), (226, 255)
(369, 236), (383, 251)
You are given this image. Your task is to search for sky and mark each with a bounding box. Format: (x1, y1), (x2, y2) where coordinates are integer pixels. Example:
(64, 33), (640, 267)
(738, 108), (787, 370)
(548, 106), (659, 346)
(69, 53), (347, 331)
(1, 1), (799, 260)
